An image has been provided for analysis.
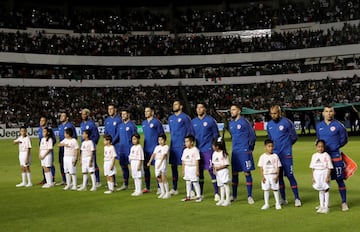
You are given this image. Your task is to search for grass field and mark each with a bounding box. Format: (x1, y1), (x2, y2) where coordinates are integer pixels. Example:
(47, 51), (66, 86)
(0, 131), (359, 232)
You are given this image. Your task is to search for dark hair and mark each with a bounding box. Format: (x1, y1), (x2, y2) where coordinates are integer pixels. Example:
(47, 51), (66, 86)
(174, 99), (184, 106)
(44, 127), (53, 142)
(65, 128), (73, 137)
(197, 102), (207, 109)
(185, 134), (195, 142)
(108, 103), (116, 108)
(83, 129), (91, 137)
(132, 134), (140, 140)
(158, 134), (167, 141)
(20, 126), (27, 130)
(145, 106), (154, 111)
(264, 139), (273, 145)
(316, 139), (326, 146)
(104, 134), (112, 142)
(231, 103), (242, 111)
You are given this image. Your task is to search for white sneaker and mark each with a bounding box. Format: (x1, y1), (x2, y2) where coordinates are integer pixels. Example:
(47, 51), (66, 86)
(230, 196), (237, 202)
(295, 199), (302, 207)
(104, 190), (113, 194)
(42, 184), (52, 188)
(190, 190), (196, 200)
(71, 186), (77, 191)
(56, 181), (65, 186)
(261, 204), (270, 210)
(156, 188), (161, 195)
(248, 196), (255, 204)
(275, 204), (282, 210)
(158, 193), (165, 199)
(25, 183), (33, 187)
(221, 201), (231, 207)
(78, 186), (86, 191)
(280, 198), (288, 205)
(316, 207), (324, 213)
(214, 193), (220, 202)
(95, 182), (102, 188)
(195, 197), (202, 203)
(342, 203), (349, 211)
(131, 191), (143, 196)
(216, 200), (224, 206)
(116, 184), (128, 191)
(169, 189), (178, 195)
(16, 183), (26, 187)
(90, 187), (97, 192)
(63, 185), (71, 190)
(319, 207), (329, 214)
(162, 193), (171, 199)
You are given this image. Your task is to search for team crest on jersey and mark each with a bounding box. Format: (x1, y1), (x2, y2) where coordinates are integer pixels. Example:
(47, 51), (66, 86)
(203, 122), (208, 127)
(113, 122), (117, 126)
(279, 125), (284, 131)
(150, 123), (154, 128)
(178, 118), (182, 123)
(126, 127), (130, 131)
(214, 157), (219, 162)
(86, 125), (89, 129)
(237, 124), (241, 129)
(330, 126), (336, 132)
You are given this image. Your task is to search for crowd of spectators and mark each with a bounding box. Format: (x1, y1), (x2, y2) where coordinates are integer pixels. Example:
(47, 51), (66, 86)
(0, 1), (359, 33)
(0, 22), (359, 56)
(1, 75), (359, 128)
(1, 57), (358, 80)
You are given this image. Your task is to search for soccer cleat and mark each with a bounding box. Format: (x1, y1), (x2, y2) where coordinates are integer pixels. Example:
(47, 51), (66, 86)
(158, 193), (165, 199)
(77, 186), (86, 191)
(342, 203), (349, 211)
(63, 185), (71, 190)
(280, 198), (288, 205)
(214, 193), (220, 202)
(319, 207), (329, 214)
(261, 204), (270, 210)
(295, 199), (302, 207)
(216, 200), (224, 206)
(142, 188), (150, 193)
(56, 181), (65, 186)
(25, 183), (33, 187)
(275, 204), (282, 210)
(95, 182), (102, 188)
(316, 207), (324, 213)
(116, 184), (128, 191)
(221, 201), (231, 207)
(162, 193), (171, 199)
(104, 190), (113, 194)
(16, 183), (26, 187)
(131, 191), (143, 196)
(42, 184), (52, 188)
(195, 197), (202, 203)
(169, 189), (178, 195)
(248, 196), (255, 204)
(315, 205), (321, 210)
(71, 186), (77, 191)
(156, 188), (161, 195)
(90, 187), (97, 192)
(181, 197), (191, 202)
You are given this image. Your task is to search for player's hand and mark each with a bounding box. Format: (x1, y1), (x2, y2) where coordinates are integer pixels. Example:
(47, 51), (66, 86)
(274, 176), (279, 183)
(312, 177), (315, 184)
(111, 165), (114, 171)
(147, 162), (150, 167)
(262, 177), (266, 183)
(326, 176), (330, 183)
(157, 165), (161, 169)
(196, 171), (199, 176)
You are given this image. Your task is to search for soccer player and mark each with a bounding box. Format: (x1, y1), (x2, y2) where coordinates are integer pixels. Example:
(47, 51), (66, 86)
(57, 112), (77, 186)
(192, 102), (220, 200)
(37, 116), (56, 185)
(229, 104), (256, 204)
(212, 137), (231, 206)
(258, 139), (282, 210)
(267, 105), (301, 207)
(142, 106), (164, 193)
(80, 109), (101, 187)
(114, 109), (137, 190)
(147, 134), (170, 199)
(103, 135), (117, 194)
(38, 127), (54, 188)
(168, 100), (194, 195)
(309, 139), (333, 214)
(104, 104), (122, 186)
(129, 134), (144, 196)
(13, 126), (32, 187)
(316, 105), (349, 211)
(78, 130), (96, 191)
(181, 135), (202, 202)
(58, 128), (79, 190)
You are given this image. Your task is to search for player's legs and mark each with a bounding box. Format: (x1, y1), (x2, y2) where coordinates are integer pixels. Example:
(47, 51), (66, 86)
(244, 172), (254, 203)
(282, 157), (301, 203)
(93, 150), (101, 184)
(51, 151), (56, 183)
(231, 171), (239, 200)
(278, 167), (286, 202)
(198, 161), (205, 195)
(119, 153), (130, 187)
(59, 148), (66, 183)
(169, 149), (182, 193)
(143, 152), (151, 191)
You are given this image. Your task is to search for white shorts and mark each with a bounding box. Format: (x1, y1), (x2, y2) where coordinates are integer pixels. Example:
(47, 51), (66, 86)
(154, 159), (167, 177)
(183, 165), (198, 182)
(81, 156), (95, 173)
(313, 169), (330, 191)
(40, 152), (52, 167)
(64, 156), (77, 174)
(130, 160), (143, 179)
(216, 168), (230, 187)
(104, 160), (116, 176)
(261, 174), (279, 191)
(19, 152), (31, 167)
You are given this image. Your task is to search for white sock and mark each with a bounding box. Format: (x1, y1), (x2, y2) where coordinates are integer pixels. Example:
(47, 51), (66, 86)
(108, 181), (114, 191)
(224, 184), (230, 202)
(319, 191), (325, 208)
(193, 182), (201, 198)
(82, 174), (88, 188)
(26, 172), (32, 184)
(220, 186), (225, 202)
(90, 173), (96, 188)
(324, 191), (330, 208)
(264, 190), (270, 206)
(45, 172), (52, 185)
(71, 174), (77, 188)
(21, 172), (26, 184)
(159, 182), (165, 195)
(136, 178), (142, 193)
(274, 190), (280, 205)
(65, 173), (71, 186)
(164, 182), (169, 194)
(186, 180), (191, 197)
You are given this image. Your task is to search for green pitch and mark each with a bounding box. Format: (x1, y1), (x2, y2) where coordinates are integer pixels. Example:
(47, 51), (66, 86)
(0, 131), (359, 232)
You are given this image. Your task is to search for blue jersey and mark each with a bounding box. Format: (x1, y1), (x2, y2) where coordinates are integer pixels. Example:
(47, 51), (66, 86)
(169, 112), (194, 150)
(104, 115), (122, 148)
(38, 126), (57, 145)
(192, 115), (219, 152)
(58, 121), (77, 141)
(266, 117), (297, 157)
(118, 120), (138, 155)
(316, 119), (348, 157)
(142, 118), (164, 154)
(229, 117), (256, 152)
(80, 119), (99, 145)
